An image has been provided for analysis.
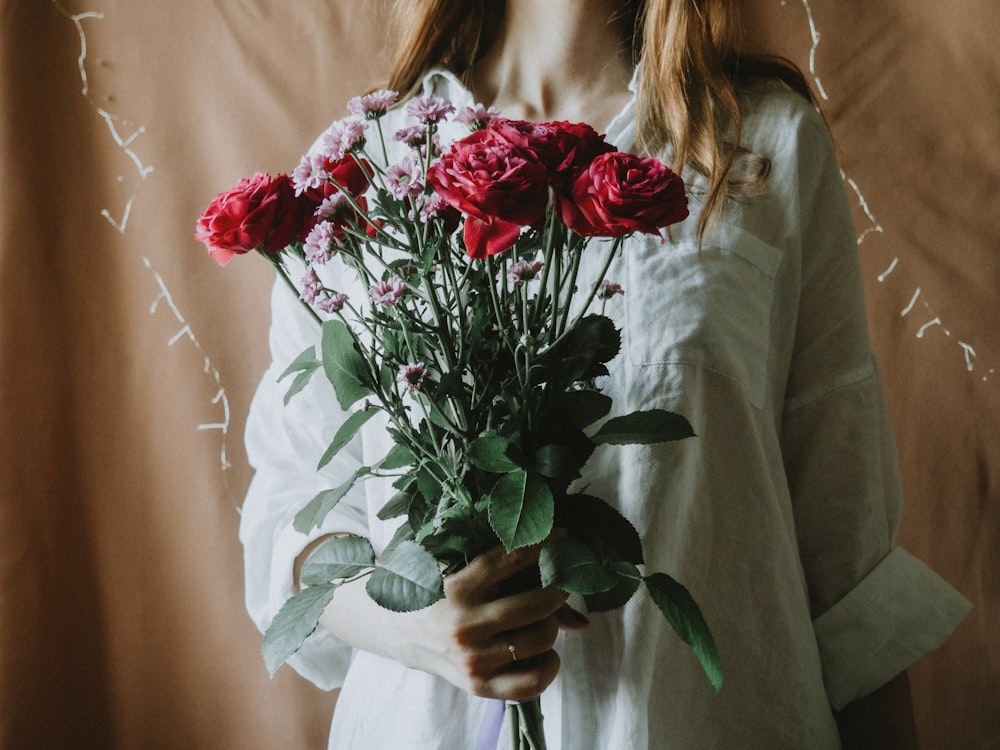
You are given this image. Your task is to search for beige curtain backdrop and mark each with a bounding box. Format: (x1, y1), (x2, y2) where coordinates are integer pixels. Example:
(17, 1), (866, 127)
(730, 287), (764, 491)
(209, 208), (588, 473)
(1, 2), (995, 748)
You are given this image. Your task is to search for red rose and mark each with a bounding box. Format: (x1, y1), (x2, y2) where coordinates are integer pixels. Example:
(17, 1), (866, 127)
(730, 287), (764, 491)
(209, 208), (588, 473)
(194, 172), (307, 266)
(427, 130), (549, 258)
(489, 119), (615, 185)
(559, 152), (689, 237)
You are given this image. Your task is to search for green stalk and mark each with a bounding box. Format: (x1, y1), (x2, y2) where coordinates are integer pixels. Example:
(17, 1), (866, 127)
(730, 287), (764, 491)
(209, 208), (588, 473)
(556, 240), (583, 337)
(513, 700), (547, 750)
(484, 256), (515, 352)
(371, 118), (390, 167)
(529, 203), (558, 330)
(562, 236), (623, 333)
(268, 255), (323, 326)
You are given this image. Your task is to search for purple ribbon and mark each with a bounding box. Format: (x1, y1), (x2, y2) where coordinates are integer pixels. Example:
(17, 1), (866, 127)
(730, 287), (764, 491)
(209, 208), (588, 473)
(475, 699), (511, 750)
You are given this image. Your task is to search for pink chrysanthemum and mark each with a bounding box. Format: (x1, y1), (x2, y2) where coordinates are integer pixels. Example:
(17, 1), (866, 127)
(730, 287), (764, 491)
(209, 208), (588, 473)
(315, 192), (350, 221)
(299, 267), (324, 305)
(455, 103), (501, 129)
(405, 96), (455, 123)
(304, 221), (340, 264)
(347, 89), (399, 119)
(508, 260), (545, 285)
(394, 126), (426, 149)
(397, 362), (428, 393)
(291, 152), (328, 196)
(386, 156), (424, 200)
(418, 192), (450, 222)
(318, 292), (348, 314)
(597, 280), (625, 299)
(369, 276), (407, 308)
(320, 118), (367, 161)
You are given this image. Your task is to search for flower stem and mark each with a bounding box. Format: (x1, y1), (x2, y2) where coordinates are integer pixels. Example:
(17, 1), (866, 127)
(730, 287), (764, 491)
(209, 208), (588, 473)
(268, 254), (323, 326)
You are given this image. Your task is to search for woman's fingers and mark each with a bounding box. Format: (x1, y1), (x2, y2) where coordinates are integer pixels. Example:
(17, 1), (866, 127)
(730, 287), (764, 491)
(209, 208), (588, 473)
(554, 603), (590, 632)
(499, 613), (561, 665)
(415, 543), (587, 700)
(481, 584), (569, 630)
(478, 649), (562, 702)
(446, 543), (544, 603)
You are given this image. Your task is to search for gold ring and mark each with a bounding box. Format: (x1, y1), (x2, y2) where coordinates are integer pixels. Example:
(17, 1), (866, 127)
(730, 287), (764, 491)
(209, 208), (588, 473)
(508, 643), (518, 662)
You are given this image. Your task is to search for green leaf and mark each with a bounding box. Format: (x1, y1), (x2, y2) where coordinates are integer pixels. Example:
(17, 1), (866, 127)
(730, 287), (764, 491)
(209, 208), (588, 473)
(277, 345), (319, 382)
(365, 540), (445, 612)
(300, 535), (375, 585)
(277, 346), (321, 405)
(591, 409), (695, 445)
(317, 404), (378, 470)
(262, 583), (337, 677)
(555, 389), (613, 430)
(488, 470), (554, 550)
(530, 443), (588, 483)
(584, 560), (642, 612)
(377, 490), (413, 521)
(468, 434), (521, 473)
(293, 467), (372, 533)
(381, 520), (416, 555)
(415, 465), (443, 504)
(282, 367), (320, 405)
(536, 315), (621, 386)
(378, 443), (415, 471)
(406, 489), (434, 537)
(554, 494), (644, 565)
(645, 573), (723, 691)
(427, 403), (454, 432)
(379, 362), (395, 394)
(538, 537), (616, 595)
(321, 320), (373, 409)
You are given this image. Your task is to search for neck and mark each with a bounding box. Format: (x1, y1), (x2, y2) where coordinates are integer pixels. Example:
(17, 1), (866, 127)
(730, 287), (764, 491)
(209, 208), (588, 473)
(471, 0), (633, 129)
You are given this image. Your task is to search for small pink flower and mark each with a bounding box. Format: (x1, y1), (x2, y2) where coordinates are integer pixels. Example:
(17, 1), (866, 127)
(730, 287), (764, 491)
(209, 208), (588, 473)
(455, 103), (501, 130)
(299, 267), (324, 305)
(318, 292), (348, 314)
(386, 156), (424, 199)
(304, 221), (340, 264)
(597, 280), (625, 299)
(321, 118), (367, 160)
(347, 89), (399, 119)
(292, 153), (328, 196)
(394, 126), (426, 149)
(405, 96), (455, 123)
(315, 192), (348, 221)
(397, 363), (428, 393)
(508, 259), (544, 285)
(418, 192), (449, 222)
(369, 276), (407, 307)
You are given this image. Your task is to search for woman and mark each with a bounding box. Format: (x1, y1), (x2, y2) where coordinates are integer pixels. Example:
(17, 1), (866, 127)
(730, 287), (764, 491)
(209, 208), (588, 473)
(239, 1), (970, 747)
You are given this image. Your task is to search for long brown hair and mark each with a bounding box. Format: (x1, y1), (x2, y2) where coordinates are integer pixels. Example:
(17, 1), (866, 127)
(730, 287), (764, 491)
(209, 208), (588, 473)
(386, 0), (813, 240)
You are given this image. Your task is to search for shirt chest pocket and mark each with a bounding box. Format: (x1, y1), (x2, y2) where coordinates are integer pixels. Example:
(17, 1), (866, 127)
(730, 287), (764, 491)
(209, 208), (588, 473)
(624, 226), (784, 409)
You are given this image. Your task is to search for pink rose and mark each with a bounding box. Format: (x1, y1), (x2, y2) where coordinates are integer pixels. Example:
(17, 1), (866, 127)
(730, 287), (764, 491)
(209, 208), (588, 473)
(194, 172), (308, 266)
(427, 130), (549, 258)
(559, 152), (689, 237)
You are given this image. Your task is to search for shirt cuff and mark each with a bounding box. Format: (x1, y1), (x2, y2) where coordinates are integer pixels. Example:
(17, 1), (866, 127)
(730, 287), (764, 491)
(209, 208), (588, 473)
(813, 546), (971, 711)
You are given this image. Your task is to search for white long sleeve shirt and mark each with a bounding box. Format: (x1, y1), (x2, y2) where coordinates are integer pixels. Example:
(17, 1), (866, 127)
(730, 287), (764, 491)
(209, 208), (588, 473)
(239, 70), (970, 749)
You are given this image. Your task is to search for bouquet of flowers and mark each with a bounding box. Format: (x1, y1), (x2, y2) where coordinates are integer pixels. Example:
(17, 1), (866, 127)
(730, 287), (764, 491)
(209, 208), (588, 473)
(196, 89), (721, 749)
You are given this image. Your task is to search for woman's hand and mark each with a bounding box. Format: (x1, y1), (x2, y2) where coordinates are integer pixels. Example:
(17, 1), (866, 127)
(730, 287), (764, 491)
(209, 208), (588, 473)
(316, 542), (588, 702)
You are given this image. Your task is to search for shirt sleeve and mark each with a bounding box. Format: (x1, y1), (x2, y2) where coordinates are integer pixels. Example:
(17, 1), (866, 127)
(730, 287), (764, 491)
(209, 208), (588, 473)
(239, 273), (369, 691)
(778, 114), (971, 711)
